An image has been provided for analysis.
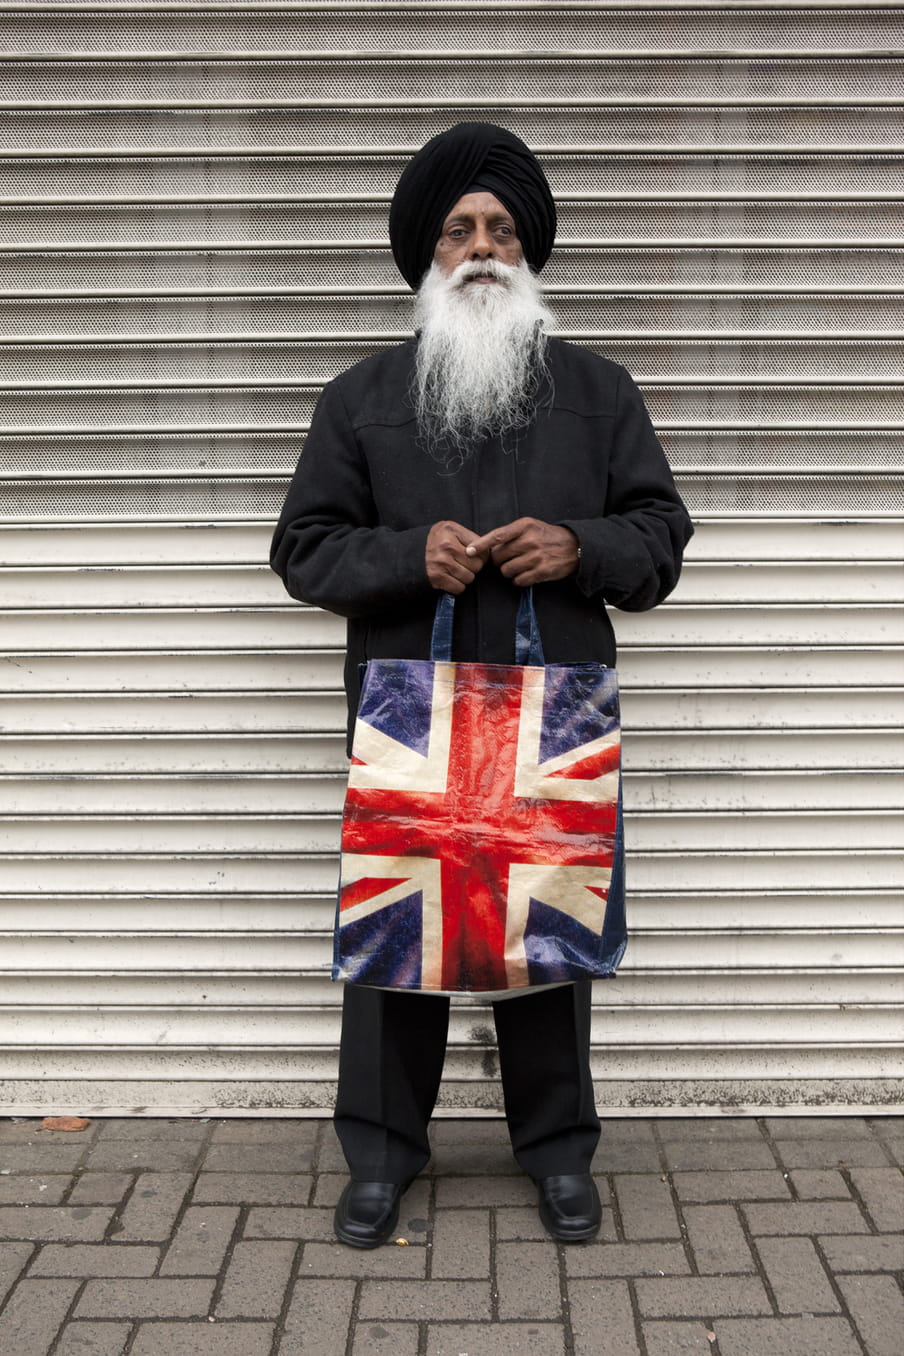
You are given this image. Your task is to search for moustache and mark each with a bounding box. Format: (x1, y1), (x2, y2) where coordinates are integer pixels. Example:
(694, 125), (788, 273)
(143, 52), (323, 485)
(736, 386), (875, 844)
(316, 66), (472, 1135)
(452, 259), (516, 289)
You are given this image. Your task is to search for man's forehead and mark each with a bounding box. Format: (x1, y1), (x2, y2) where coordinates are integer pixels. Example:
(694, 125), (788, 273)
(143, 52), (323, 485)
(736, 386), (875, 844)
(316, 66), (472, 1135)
(443, 192), (514, 224)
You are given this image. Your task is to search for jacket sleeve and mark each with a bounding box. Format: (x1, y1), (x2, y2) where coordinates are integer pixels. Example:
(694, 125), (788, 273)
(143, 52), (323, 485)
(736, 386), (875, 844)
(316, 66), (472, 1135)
(560, 366), (694, 611)
(269, 377), (433, 618)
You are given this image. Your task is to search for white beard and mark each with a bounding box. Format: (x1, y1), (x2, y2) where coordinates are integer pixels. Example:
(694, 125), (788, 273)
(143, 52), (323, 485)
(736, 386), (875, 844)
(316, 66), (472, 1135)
(412, 257), (555, 463)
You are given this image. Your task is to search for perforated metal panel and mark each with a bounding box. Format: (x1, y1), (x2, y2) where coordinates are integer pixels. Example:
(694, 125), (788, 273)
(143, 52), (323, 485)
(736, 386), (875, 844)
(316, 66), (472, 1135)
(0, 200), (900, 245)
(2, 57), (903, 104)
(0, 3), (901, 1118)
(0, 8), (901, 56)
(2, 105), (902, 151)
(3, 152), (904, 196)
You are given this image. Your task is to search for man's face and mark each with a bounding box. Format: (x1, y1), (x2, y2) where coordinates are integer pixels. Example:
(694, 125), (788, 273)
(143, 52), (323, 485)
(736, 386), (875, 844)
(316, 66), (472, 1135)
(433, 192), (523, 281)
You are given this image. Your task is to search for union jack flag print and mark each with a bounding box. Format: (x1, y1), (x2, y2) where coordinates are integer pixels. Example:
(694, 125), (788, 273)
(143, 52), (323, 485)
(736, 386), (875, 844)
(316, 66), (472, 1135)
(335, 656), (626, 992)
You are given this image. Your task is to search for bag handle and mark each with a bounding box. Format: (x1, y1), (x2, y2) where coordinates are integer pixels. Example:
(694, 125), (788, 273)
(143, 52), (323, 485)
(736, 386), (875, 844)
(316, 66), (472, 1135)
(430, 587), (546, 665)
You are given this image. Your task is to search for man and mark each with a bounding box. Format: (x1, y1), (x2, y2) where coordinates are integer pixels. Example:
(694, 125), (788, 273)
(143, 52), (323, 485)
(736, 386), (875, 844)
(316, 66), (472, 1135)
(271, 123), (693, 1248)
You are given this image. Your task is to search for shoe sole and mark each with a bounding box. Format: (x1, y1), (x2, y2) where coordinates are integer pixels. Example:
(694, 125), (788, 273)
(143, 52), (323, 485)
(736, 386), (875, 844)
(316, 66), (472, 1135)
(334, 1224), (396, 1249)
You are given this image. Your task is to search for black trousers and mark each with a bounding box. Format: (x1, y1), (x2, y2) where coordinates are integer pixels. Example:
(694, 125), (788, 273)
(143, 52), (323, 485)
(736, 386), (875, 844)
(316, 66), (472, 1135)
(333, 980), (600, 1182)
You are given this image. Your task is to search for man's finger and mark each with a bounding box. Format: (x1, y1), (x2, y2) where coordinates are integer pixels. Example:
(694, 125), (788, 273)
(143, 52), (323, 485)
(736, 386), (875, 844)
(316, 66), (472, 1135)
(468, 518), (538, 557)
(466, 528), (511, 557)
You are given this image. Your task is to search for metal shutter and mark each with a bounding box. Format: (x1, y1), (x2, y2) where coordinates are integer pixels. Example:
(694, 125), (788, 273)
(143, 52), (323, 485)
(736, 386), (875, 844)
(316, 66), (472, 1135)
(0, 3), (901, 1117)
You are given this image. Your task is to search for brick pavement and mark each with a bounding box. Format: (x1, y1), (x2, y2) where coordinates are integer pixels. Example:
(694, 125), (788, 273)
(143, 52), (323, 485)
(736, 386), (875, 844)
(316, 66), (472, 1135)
(0, 1114), (901, 1355)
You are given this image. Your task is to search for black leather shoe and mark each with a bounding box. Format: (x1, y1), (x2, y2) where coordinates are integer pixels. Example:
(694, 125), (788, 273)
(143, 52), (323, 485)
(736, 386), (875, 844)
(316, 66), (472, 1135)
(536, 1173), (602, 1242)
(334, 1180), (404, 1249)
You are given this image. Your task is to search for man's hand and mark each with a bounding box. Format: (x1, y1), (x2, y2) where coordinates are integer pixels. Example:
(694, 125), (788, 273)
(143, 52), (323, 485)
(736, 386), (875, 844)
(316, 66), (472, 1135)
(467, 518), (580, 587)
(426, 520), (491, 593)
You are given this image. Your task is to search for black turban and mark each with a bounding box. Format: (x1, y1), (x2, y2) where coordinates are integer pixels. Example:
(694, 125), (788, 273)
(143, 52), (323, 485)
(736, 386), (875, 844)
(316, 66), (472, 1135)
(389, 122), (557, 289)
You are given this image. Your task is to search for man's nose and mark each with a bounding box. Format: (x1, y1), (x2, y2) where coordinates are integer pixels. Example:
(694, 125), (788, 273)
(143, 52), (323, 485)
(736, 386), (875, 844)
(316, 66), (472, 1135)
(470, 224), (494, 257)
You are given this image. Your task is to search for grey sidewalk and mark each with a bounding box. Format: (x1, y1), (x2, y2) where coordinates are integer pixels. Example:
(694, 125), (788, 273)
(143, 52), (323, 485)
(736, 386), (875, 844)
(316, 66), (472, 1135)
(0, 1115), (901, 1356)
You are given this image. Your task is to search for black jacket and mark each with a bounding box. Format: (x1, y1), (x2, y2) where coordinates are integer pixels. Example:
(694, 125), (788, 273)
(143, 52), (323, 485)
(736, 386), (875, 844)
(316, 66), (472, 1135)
(271, 336), (694, 746)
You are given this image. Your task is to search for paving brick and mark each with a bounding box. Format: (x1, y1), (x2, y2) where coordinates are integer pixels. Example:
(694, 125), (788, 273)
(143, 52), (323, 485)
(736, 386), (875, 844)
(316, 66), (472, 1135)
(0, 1174), (70, 1204)
(0, 1145), (87, 1172)
(427, 1322), (567, 1354)
(599, 1119), (659, 1144)
(837, 1272), (904, 1356)
(314, 1134), (348, 1172)
(672, 1170), (790, 1203)
(245, 1206), (335, 1241)
(564, 1241), (690, 1278)
(568, 1277), (640, 1356)
(613, 1174), (682, 1239)
(131, 1322), (275, 1355)
(496, 1205), (559, 1240)
(773, 1138), (890, 1169)
(210, 1118), (319, 1144)
(743, 1201), (869, 1236)
(658, 1119), (767, 1142)
(819, 1232), (904, 1271)
(427, 1323), (567, 1354)
(788, 1169), (851, 1199)
(0, 1277), (80, 1354)
(714, 1316), (862, 1355)
(0, 1239), (33, 1303)
(755, 1236), (840, 1313)
(764, 1118), (874, 1139)
(357, 1279), (492, 1320)
(430, 1141), (521, 1175)
(430, 1118), (509, 1144)
(399, 1181), (433, 1237)
(74, 1277), (215, 1319)
(496, 1240), (561, 1320)
(54, 1321), (132, 1355)
(311, 1172), (351, 1207)
(29, 1244), (160, 1277)
(435, 1175), (534, 1208)
(430, 1207), (490, 1278)
(595, 1141), (662, 1172)
(351, 1320), (421, 1355)
(160, 1205), (239, 1275)
(849, 1165), (904, 1231)
(192, 1172), (312, 1205)
(300, 1241), (427, 1278)
(2, 1123), (98, 1144)
(114, 1172), (193, 1242)
(643, 1320), (718, 1353)
(0, 1120), (48, 1142)
(67, 1174), (133, 1206)
(278, 1277), (355, 1354)
(216, 1239), (297, 1318)
(683, 1205), (756, 1274)
(202, 1142), (315, 1173)
(867, 1117), (904, 1153)
(660, 1142), (776, 1172)
(97, 1119), (210, 1141)
(0, 1205), (113, 1241)
(878, 1136), (904, 1166)
(635, 1276), (771, 1318)
(85, 1140), (203, 1173)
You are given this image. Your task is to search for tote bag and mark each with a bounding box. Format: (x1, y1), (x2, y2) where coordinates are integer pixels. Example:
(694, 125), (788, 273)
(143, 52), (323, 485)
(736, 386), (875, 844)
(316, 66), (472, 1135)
(333, 589), (626, 993)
